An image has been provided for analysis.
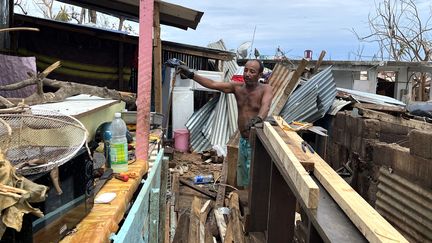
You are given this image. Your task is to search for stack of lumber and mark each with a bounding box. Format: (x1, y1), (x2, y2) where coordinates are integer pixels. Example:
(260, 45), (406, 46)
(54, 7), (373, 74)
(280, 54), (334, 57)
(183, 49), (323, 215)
(265, 116), (408, 243)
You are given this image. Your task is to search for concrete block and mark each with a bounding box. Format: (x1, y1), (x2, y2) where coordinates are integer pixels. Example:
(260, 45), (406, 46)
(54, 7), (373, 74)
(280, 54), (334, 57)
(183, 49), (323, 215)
(409, 129), (432, 159)
(334, 112), (346, 129)
(406, 154), (432, 188)
(345, 114), (357, 136)
(380, 121), (410, 135)
(334, 128), (346, 146)
(360, 139), (375, 161)
(361, 119), (380, 139)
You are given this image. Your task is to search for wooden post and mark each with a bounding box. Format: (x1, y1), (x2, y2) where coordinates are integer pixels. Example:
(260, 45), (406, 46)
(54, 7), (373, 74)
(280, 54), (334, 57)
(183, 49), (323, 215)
(266, 162), (296, 242)
(311, 50), (326, 74)
(118, 42), (124, 90)
(246, 128), (272, 232)
(153, 2), (163, 113)
(158, 157), (168, 243)
(136, 0), (154, 159)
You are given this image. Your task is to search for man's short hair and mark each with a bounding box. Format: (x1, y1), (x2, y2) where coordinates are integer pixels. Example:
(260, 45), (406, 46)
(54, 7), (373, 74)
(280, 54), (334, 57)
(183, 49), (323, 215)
(247, 59), (264, 73)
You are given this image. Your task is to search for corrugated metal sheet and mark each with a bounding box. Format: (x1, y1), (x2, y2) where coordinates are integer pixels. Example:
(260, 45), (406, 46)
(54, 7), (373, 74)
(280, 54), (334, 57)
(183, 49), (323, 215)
(207, 39), (239, 81)
(376, 168), (432, 243)
(337, 87), (406, 107)
(185, 39), (239, 152)
(186, 97), (218, 152)
(267, 63), (295, 114)
(280, 66), (336, 123)
(328, 99), (352, 115)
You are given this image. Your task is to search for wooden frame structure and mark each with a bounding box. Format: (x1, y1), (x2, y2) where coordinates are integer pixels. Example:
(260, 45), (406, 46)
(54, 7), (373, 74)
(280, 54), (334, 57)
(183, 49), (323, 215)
(247, 120), (409, 242)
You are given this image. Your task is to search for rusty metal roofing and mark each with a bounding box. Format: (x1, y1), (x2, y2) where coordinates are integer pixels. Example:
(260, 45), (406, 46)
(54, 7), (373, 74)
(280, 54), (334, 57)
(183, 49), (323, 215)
(56, 0), (203, 30)
(267, 63), (295, 114)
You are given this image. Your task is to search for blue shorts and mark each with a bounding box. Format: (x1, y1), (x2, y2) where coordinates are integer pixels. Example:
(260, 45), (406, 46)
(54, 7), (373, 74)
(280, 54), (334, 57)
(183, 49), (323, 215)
(237, 137), (251, 187)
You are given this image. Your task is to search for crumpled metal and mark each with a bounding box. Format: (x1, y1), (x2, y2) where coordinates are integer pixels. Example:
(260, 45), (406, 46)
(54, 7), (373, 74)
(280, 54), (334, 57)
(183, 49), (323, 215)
(0, 150), (48, 239)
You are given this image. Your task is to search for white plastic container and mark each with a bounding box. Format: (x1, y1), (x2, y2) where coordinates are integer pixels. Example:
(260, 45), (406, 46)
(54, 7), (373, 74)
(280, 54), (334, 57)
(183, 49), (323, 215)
(110, 112), (128, 173)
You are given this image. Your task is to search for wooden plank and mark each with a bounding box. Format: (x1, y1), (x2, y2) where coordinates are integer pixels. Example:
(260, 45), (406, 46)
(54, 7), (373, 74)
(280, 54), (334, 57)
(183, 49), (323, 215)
(172, 173), (180, 212)
(225, 193), (245, 243)
(172, 211), (190, 243)
(214, 209), (227, 241)
(162, 44), (233, 61)
(267, 162), (296, 243)
(179, 178), (217, 199)
(215, 156), (228, 207)
(199, 200), (213, 243)
(273, 121), (315, 171)
(354, 103), (406, 113)
(164, 202), (170, 243)
(355, 107), (432, 130)
(226, 131), (240, 186)
(188, 197), (201, 243)
(84, 150), (162, 243)
(158, 156), (168, 243)
(272, 58), (309, 115)
(263, 122), (319, 208)
(273, 117), (409, 243)
(153, 2), (163, 113)
(311, 50), (326, 74)
(149, 189), (161, 242)
(246, 128), (272, 232)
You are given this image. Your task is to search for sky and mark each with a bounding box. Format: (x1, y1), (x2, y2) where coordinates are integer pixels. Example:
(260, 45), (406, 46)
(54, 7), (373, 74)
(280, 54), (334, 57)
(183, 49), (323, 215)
(14, 0), (432, 61)
(160, 0), (427, 60)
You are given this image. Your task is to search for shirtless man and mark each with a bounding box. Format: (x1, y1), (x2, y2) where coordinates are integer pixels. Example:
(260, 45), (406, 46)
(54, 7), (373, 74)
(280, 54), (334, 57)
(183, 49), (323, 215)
(178, 60), (273, 187)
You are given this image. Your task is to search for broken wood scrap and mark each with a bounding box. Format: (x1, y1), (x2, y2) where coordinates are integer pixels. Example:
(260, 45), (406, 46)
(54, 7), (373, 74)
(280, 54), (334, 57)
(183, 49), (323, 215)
(188, 197), (201, 243)
(225, 192), (245, 243)
(201, 152), (211, 161)
(353, 103), (406, 114)
(311, 50), (326, 74)
(199, 200), (213, 243)
(172, 210), (190, 243)
(226, 131), (240, 187)
(0, 61), (136, 108)
(214, 208), (227, 242)
(179, 178), (217, 199)
(215, 156), (228, 208)
(172, 173), (180, 212)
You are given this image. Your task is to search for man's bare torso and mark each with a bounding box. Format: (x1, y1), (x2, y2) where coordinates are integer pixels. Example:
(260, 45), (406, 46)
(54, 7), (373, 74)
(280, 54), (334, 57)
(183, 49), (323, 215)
(234, 83), (269, 138)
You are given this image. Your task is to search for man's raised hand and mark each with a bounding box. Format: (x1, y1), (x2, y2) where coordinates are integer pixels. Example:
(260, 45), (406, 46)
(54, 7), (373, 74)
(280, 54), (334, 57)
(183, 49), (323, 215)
(177, 65), (194, 79)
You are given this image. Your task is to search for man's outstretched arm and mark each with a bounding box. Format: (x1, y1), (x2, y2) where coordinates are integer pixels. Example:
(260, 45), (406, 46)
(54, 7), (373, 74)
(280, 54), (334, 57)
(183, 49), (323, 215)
(177, 65), (237, 93)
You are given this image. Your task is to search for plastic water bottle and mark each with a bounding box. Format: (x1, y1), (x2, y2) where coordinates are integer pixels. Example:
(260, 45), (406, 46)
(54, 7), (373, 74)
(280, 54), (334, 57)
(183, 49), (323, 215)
(193, 174), (213, 184)
(110, 112), (128, 173)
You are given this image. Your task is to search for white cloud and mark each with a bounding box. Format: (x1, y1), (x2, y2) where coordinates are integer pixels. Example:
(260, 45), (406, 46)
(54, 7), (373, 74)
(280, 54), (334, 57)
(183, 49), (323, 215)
(161, 0), (394, 60)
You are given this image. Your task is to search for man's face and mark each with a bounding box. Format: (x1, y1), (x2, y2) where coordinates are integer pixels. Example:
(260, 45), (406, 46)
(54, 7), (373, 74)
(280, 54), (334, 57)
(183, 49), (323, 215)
(243, 61), (262, 85)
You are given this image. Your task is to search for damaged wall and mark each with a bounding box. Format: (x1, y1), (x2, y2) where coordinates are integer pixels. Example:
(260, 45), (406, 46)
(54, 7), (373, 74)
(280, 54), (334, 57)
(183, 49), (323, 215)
(326, 111), (432, 242)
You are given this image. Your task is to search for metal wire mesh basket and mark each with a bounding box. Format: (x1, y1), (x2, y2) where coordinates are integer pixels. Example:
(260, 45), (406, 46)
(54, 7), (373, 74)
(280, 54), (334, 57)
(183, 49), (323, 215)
(0, 108), (87, 175)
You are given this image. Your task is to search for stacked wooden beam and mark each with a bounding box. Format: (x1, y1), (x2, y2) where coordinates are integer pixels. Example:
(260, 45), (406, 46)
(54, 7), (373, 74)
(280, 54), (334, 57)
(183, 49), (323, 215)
(266, 117), (408, 243)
